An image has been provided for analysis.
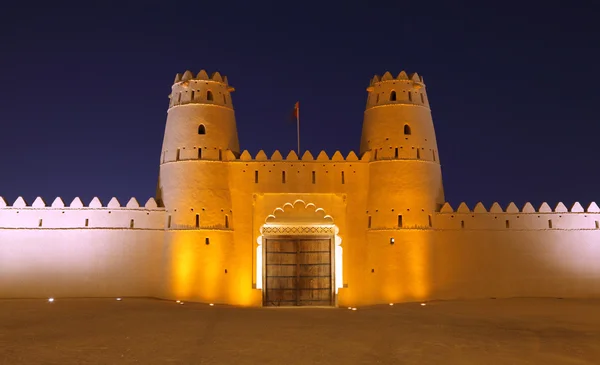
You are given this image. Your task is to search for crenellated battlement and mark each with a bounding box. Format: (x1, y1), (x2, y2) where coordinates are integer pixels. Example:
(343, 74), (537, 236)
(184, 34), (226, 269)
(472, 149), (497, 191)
(434, 201), (600, 231)
(369, 71), (424, 86)
(0, 196), (165, 230)
(438, 201), (599, 214)
(168, 69), (234, 110)
(160, 147), (441, 164)
(173, 70), (232, 87)
(0, 196), (163, 209)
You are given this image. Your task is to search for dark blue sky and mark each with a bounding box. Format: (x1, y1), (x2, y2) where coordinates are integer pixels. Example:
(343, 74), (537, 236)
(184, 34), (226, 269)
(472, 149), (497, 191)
(0, 2), (598, 209)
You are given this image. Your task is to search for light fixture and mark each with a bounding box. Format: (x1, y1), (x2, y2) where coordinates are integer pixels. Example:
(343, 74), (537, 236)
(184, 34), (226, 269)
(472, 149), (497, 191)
(176, 300), (181, 303)
(48, 298), (54, 303)
(420, 303), (426, 306)
(209, 303), (214, 306)
(116, 298), (122, 301)
(390, 238), (395, 245)
(389, 303), (394, 306)
(351, 307), (357, 311)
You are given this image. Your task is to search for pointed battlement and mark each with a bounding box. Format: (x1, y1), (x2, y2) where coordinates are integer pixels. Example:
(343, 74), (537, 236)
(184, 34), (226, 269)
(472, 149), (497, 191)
(168, 69), (235, 110)
(173, 70), (232, 88)
(435, 201), (600, 231)
(438, 201), (600, 214)
(0, 196), (162, 209)
(369, 71), (424, 86)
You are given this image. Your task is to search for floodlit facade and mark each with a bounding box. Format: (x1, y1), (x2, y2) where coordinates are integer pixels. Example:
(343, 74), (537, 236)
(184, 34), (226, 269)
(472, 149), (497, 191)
(1, 69), (600, 307)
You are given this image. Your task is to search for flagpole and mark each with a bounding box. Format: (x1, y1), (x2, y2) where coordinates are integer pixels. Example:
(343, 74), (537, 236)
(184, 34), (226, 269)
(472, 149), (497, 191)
(296, 103), (300, 156)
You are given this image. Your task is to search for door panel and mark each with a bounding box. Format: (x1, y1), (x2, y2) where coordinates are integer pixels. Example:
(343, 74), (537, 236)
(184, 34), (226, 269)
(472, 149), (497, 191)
(264, 238), (332, 306)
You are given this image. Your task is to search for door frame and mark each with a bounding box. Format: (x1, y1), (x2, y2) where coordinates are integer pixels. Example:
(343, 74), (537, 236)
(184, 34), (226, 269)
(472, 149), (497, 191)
(262, 234), (336, 307)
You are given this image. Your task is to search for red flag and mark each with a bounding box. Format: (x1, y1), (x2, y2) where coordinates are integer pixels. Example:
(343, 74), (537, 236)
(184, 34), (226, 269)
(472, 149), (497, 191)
(291, 101), (299, 122)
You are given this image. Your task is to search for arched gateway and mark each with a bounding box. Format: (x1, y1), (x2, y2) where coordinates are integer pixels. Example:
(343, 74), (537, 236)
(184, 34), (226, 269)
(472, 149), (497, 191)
(256, 200), (343, 307)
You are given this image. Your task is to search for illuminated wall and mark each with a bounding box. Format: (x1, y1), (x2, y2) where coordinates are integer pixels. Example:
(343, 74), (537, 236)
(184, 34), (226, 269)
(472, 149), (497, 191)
(0, 197), (164, 298)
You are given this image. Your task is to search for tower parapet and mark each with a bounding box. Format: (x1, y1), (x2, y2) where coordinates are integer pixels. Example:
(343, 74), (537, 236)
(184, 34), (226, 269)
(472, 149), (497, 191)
(169, 70), (234, 110)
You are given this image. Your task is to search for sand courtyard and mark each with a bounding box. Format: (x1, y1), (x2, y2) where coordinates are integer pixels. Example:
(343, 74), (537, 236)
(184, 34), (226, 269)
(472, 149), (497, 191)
(1, 298), (599, 364)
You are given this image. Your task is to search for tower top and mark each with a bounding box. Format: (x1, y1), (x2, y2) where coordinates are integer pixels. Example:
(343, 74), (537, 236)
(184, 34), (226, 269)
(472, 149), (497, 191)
(367, 71), (424, 90)
(173, 69), (234, 91)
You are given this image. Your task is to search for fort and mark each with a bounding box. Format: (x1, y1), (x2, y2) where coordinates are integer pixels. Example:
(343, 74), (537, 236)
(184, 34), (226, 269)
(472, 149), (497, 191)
(1, 69), (599, 307)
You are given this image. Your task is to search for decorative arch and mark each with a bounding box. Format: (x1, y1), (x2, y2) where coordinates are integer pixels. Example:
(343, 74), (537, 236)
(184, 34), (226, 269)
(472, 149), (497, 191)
(198, 124), (206, 135)
(390, 90), (397, 101)
(257, 199), (343, 297)
(206, 90), (213, 101)
(404, 124), (412, 135)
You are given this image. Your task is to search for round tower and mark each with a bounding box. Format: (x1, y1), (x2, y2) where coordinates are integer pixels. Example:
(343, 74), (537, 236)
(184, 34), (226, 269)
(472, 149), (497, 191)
(157, 69), (239, 304)
(358, 71), (445, 305)
(361, 71), (445, 227)
(158, 69), (239, 219)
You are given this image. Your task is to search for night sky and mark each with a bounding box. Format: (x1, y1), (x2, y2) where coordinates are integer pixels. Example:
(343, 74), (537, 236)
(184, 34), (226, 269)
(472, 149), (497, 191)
(1, 3), (598, 210)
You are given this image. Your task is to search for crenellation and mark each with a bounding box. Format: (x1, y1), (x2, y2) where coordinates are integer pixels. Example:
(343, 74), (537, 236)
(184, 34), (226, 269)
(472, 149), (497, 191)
(301, 151), (314, 161)
(506, 202), (519, 213)
(0, 196), (6, 208)
(107, 197), (120, 208)
(126, 197), (140, 208)
(13, 197), (26, 208)
(70, 197), (84, 208)
(571, 202), (585, 212)
(522, 202), (535, 213)
(31, 197), (45, 208)
(588, 202), (600, 212)
(555, 202), (569, 212)
(473, 202), (487, 213)
(89, 197), (102, 208)
(539, 202), (552, 212)
(457, 202), (470, 213)
(270, 150), (283, 160)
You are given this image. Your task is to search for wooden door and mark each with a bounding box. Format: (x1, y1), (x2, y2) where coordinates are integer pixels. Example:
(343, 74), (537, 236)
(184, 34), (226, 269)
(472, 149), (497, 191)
(264, 238), (332, 306)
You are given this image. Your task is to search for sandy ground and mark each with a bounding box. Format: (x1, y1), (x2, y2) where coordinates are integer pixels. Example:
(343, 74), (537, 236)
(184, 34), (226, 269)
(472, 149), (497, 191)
(0, 298), (599, 364)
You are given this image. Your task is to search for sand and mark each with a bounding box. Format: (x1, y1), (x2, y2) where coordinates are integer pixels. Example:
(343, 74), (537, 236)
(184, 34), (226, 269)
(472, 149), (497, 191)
(1, 298), (599, 364)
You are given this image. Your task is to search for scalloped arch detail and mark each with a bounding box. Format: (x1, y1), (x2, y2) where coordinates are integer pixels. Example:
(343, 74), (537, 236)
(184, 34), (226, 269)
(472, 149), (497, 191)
(264, 200), (334, 225)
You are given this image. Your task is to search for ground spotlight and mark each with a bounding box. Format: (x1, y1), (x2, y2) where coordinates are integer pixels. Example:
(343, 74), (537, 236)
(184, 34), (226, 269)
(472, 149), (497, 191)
(48, 298), (54, 303)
